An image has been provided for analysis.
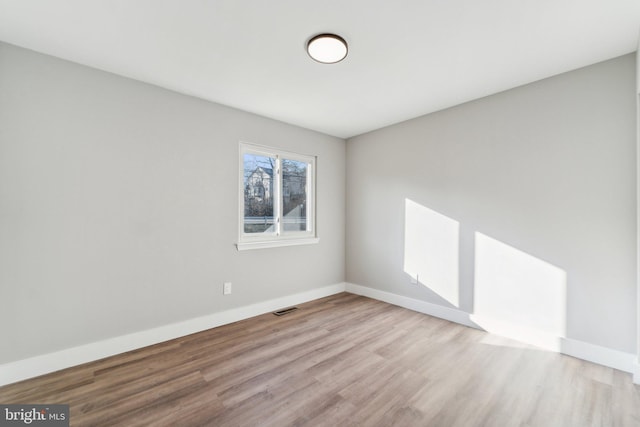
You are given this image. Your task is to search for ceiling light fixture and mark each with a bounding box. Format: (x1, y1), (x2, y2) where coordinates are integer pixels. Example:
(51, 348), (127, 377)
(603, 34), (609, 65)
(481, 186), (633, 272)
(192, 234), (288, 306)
(307, 33), (348, 64)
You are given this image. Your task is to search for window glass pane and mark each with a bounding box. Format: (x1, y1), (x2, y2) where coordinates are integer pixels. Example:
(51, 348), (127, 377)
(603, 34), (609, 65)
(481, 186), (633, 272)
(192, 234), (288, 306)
(282, 158), (308, 232)
(243, 153), (276, 234)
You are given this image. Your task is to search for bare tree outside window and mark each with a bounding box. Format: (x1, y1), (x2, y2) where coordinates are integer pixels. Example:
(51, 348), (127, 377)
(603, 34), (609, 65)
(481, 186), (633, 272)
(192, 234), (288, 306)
(239, 143), (316, 249)
(243, 153), (275, 233)
(282, 159), (307, 231)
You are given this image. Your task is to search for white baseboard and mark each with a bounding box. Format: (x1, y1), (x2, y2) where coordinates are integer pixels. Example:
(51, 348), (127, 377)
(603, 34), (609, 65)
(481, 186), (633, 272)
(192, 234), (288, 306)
(3, 282), (635, 387)
(559, 337), (636, 374)
(345, 282), (637, 374)
(0, 283), (346, 387)
(345, 282), (477, 328)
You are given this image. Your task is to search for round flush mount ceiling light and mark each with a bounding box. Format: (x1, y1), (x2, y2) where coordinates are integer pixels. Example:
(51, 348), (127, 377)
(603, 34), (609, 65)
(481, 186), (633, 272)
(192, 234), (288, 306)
(307, 33), (348, 64)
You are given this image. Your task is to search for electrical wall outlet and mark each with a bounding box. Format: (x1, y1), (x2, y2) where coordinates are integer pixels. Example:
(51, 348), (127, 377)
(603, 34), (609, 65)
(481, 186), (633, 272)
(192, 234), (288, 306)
(223, 282), (232, 295)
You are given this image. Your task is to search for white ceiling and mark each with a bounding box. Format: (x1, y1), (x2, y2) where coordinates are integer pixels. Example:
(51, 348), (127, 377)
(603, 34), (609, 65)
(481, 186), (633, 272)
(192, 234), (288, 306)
(1, 0), (639, 138)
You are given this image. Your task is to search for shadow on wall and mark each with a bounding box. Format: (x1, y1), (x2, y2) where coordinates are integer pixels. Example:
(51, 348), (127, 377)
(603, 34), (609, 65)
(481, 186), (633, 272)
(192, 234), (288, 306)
(403, 198), (568, 349)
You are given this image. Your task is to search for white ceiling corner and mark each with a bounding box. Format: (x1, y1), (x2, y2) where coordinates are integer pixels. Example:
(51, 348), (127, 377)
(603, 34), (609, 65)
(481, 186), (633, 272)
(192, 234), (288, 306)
(0, 0), (639, 138)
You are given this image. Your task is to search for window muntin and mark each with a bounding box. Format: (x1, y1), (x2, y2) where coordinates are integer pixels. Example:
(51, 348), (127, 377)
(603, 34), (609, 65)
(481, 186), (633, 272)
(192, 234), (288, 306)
(239, 143), (316, 249)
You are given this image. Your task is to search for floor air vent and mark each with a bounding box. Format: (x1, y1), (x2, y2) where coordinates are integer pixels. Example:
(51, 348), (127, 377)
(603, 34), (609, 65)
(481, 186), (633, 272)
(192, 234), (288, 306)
(273, 307), (298, 316)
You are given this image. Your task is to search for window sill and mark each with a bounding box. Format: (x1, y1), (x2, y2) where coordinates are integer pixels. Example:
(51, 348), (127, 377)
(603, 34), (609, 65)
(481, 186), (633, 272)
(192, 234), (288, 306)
(236, 237), (319, 251)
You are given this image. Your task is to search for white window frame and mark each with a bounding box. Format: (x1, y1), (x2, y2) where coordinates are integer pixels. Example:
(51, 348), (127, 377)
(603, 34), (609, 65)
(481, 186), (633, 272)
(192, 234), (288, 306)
(237, 142), (318, 251)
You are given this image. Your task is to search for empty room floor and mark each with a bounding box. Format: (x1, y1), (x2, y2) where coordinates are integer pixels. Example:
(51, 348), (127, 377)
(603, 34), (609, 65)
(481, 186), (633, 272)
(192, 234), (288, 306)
(1, 293), (639, 426)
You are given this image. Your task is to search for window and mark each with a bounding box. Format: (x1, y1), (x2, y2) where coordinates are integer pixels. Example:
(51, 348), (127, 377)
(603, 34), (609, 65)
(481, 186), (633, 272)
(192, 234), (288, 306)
(237, 143), (317, 250)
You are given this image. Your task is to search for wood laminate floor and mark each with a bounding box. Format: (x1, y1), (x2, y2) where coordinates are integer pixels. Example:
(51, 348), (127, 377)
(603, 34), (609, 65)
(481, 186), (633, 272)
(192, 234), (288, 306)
(1, 293), (639, 426)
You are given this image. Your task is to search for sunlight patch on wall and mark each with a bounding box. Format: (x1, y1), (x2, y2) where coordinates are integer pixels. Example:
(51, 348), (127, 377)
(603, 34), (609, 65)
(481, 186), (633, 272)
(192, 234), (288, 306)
(403, 199), (459, 307)
(473, 232), (567, 342)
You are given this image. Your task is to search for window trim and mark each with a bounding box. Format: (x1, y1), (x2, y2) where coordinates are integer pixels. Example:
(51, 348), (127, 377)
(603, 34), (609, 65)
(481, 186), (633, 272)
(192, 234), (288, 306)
(237, 142), (318, 251)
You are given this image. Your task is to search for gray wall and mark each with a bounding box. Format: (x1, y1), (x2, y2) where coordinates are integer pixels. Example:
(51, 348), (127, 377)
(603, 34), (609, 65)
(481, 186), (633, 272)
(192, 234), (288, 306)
(347, 54), (637, 353)
(1, 40), (635, 364)
(636, 46), (640, 361)
(0, 42), (346, 364)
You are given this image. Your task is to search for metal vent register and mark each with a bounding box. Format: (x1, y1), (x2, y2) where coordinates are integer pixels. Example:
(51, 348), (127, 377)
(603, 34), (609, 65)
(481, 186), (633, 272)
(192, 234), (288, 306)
(273, 307), (298, 316)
